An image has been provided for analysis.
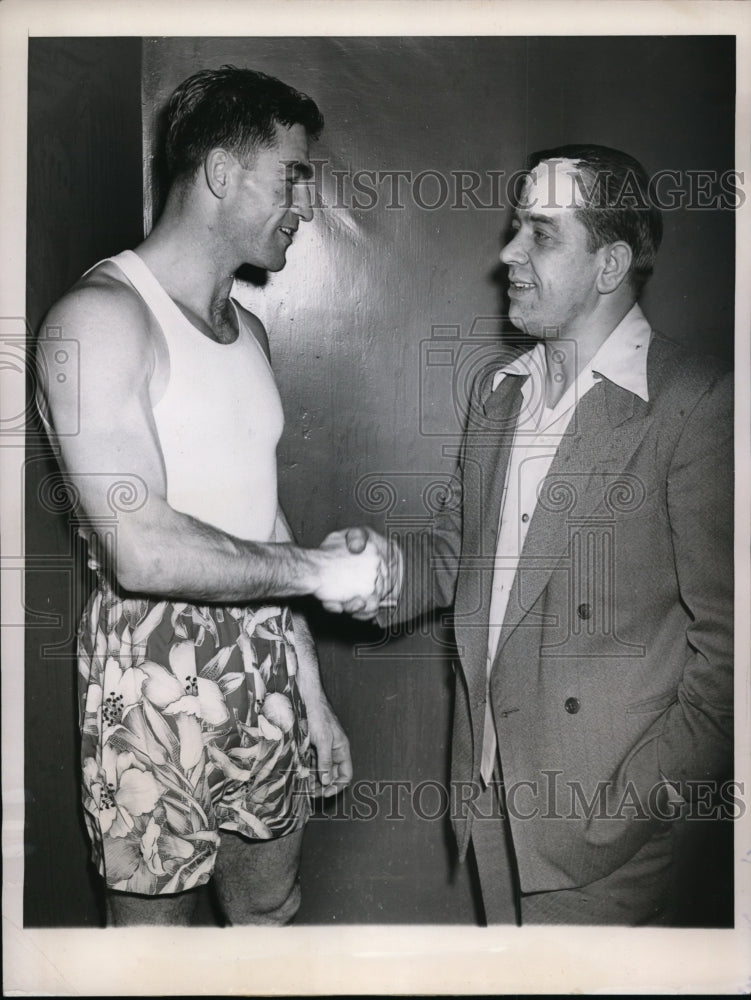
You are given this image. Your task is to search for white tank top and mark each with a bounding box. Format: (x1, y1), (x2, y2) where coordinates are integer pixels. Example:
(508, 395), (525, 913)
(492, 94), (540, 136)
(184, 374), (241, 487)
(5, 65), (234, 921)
(106, 249), (284, 542)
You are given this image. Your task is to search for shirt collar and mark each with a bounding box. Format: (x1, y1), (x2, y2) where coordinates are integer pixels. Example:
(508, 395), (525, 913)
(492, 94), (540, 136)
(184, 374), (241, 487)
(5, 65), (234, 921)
(590, 303), (652, 402)
(491, 303), (652, 402)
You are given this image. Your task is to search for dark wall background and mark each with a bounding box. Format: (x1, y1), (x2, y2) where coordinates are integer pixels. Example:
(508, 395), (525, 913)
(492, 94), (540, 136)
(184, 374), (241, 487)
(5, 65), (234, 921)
(25, 34), (735, 927)
(25, 37), (144, 927)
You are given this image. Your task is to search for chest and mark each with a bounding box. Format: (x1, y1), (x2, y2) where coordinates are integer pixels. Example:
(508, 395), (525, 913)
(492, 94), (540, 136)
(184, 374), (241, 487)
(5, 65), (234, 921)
(153, 327), (285, 450)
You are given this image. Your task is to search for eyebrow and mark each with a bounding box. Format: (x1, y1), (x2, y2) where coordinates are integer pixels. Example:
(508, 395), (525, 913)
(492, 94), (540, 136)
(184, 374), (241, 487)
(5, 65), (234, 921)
(515, 210), (561, 229)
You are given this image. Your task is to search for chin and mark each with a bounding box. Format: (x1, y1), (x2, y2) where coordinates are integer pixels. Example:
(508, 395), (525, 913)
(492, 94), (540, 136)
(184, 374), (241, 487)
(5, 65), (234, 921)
(509, 310), (557, 341)
(242, 241), (289, 271)
(242, 255), (286, 274)
(266, 247), (291, 272)
(507, 309), (532, 336)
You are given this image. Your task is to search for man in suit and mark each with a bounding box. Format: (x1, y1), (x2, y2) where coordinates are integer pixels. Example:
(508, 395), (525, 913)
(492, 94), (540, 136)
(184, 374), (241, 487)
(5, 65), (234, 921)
(328, 144), (734, 925)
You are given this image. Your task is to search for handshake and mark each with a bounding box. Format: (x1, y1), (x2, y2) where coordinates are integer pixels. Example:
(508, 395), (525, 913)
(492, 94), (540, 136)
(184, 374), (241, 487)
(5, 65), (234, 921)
(311, 526), (401, 621)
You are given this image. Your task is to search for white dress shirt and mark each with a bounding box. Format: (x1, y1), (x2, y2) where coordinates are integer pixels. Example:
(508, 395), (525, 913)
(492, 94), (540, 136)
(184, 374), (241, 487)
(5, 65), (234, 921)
(480, 304), (652, 783)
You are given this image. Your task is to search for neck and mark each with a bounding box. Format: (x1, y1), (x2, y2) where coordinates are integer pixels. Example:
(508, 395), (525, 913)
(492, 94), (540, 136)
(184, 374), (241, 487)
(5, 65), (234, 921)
(136, 195), (239, 338)
(542, 298), (635, 407)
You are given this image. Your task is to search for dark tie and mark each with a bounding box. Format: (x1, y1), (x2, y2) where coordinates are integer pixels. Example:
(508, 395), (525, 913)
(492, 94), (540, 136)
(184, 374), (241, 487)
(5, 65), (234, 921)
(475, 372), (529, 784)
(475, 373), (529, 560)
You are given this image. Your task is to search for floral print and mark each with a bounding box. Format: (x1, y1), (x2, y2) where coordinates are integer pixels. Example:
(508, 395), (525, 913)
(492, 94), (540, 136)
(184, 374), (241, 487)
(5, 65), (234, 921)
(77, 582), (312, 895)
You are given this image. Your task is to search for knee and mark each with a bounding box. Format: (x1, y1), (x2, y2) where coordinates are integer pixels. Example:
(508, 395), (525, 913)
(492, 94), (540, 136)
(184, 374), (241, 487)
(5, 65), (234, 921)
(213, 828), (305, 926)
(264, 877), (302, 925)
(226, 877), (301, 927)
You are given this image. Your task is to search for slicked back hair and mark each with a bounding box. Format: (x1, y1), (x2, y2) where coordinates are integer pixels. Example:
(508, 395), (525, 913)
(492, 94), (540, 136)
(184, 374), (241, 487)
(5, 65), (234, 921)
(528, 144), (663, 296)
(164, 64), (324, 185)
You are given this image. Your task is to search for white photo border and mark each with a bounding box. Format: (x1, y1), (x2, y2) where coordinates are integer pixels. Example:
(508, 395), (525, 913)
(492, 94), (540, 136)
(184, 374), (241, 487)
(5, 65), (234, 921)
(2, 1), (750, 995)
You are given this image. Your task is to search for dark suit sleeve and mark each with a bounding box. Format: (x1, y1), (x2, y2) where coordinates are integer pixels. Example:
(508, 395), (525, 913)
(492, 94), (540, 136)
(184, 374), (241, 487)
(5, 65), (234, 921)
(376, 366), (498, 630)
(376, 350), (518, 631)
(376, 469), (464, 628)
(612, 369), (734, 803)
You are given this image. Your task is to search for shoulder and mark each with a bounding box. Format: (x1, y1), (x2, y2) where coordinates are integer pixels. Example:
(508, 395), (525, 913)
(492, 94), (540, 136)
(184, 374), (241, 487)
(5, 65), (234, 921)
(646, 332), (733, 408)
(40, 259), (151, 346)
(645, 333), (733, 466)
(37, 259), (157, 389)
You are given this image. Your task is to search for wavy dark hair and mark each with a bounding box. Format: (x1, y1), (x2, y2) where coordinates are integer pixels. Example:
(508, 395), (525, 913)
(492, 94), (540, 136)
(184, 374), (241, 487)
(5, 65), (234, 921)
(528, 144), (663, 295)
(164, 64), (324, 184)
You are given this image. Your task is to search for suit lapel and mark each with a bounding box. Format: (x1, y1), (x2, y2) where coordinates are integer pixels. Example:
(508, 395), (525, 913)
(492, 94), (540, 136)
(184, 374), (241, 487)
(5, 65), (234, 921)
(454, 373), (528, 688)
(494, 377), (652, 656)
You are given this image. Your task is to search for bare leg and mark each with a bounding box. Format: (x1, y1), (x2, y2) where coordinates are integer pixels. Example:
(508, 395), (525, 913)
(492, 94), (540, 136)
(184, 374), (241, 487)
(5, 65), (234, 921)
(106, 888), (200, 927)
(212, 828), (305, 926)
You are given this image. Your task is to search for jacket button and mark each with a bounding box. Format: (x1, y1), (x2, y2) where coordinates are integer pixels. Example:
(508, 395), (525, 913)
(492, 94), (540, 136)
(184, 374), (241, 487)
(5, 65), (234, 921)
(577, 603), (592, 620)
(564, 697), (580, 714)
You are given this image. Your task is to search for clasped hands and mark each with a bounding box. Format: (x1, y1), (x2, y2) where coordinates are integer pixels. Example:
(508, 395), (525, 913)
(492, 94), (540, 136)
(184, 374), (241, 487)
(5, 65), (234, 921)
(314, 526), (400, 621)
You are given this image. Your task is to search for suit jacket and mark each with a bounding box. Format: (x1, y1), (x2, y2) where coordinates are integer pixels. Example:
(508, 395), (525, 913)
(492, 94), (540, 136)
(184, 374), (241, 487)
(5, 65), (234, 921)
(393, 332), (733, 892)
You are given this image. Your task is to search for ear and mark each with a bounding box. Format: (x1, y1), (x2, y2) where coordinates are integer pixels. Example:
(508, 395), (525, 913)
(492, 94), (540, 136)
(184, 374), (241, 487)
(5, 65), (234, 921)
(596, 241), (632, 294)
(203, 148), (232, 199)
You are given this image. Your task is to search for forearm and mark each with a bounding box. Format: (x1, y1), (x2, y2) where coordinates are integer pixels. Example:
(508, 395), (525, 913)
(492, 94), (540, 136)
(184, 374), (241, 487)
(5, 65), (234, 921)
(289, 608), (327, 706)
(96, 503), (319, 603)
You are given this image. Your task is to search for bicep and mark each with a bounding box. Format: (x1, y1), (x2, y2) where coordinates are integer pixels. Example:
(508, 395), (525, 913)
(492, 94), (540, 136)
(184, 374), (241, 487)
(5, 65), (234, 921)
(37, 289), (169, 532)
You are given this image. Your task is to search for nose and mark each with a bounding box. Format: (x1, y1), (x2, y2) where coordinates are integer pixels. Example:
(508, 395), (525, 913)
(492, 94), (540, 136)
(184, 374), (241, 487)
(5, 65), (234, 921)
(500, 228), (527, 266)
(292, 181), (314, 224)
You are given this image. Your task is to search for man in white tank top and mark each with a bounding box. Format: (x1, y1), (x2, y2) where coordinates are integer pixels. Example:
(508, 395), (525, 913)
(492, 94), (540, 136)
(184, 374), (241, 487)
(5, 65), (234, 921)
(37, 66), (395, 927)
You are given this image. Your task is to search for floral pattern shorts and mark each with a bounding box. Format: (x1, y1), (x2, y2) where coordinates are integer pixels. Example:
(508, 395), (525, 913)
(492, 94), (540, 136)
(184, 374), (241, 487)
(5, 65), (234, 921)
(77, 583), (313, 895)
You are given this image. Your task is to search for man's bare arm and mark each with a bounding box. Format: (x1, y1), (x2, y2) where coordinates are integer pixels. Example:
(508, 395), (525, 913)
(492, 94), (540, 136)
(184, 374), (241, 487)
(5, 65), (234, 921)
(36, 279), (380, 606)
